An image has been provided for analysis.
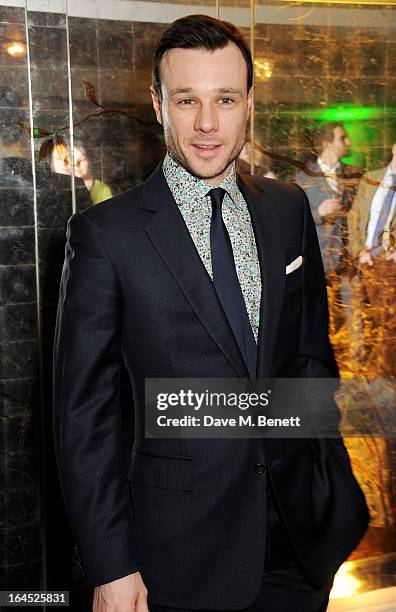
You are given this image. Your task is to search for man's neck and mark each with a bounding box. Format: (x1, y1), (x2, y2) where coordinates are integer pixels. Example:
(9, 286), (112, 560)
(165, 151), (235, 188)
(205, 164), (234, 187)
(163, 152), (241, 208)
(319, 151), (340, 169)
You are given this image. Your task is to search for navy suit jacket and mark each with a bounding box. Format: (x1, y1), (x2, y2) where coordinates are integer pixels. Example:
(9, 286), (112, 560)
(53, 162), (369, 608)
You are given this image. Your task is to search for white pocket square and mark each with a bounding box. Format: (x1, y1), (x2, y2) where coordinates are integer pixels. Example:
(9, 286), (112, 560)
(286, 255), (303, 275)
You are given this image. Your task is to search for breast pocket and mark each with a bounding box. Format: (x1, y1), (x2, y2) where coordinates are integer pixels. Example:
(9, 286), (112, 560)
(128, 450), (195, 492)
(284, 265), (302, 296)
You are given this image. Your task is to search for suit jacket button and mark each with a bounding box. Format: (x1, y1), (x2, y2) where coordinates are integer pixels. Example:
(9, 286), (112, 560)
(255, 463), (266, 474)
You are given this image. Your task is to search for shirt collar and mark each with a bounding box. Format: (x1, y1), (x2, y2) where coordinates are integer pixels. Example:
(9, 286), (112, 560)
(382, 164), (396, 186)
(317, 157), (341, 175)
(162, 151), (240, 207)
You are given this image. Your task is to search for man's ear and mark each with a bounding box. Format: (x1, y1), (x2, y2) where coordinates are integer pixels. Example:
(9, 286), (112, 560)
(246, 87), (253, 119)
(150, 85), (163, 126)
(321, 138), (331, 153)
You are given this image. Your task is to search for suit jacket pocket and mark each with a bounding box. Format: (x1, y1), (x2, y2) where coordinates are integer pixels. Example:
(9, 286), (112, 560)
(284, 265), (302, 296)
(128, 450), (195, 492)
(318, 439), (367, 510)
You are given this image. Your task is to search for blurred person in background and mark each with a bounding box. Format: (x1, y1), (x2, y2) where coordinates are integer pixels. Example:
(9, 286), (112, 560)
(296, 123), (361, 356)
(51, 139), (113, 205)
(348, 144), (396, 376)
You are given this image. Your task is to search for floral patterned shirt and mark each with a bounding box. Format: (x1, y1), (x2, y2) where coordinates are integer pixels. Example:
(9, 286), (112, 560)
(162, 152), (261, 341)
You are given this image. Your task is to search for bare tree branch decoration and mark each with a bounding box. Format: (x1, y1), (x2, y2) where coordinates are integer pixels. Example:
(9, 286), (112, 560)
(19, 80), (158, 162)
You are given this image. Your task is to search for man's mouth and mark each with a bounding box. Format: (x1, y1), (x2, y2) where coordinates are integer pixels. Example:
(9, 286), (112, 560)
(193, 144), (221, 149)
(192, 144), (223, 157)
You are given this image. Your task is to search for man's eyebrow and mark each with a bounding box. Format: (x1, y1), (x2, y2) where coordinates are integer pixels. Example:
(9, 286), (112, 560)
(215, 88), (243, 95)
(169, 88), (193, 95)
(169, 87), (244, 96)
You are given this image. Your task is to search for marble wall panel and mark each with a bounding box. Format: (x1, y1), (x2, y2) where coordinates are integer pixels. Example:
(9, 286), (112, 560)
(22, 6), (73, 596)
(0, 267), (36, 306)
(0, 6), (25, 24)
(1, 339), (38, 381)
(0, 1), (70, 595)
(269, 38), (298, 78)
(133, 21), (167, 75)
(297, 77), (327, 107)
(0, 228), (35, 266)
(29, 25), (68, 66)
(0, 451), (37, 493)
(98, 67), (137, 106)
(0, 67), (28, 107)
(0, 486), (39, 528)
(296, 40), (328, 78)
(0, 9), (37, 517)
(1, 303), (37, 342)
(0, 525), (42, 586)
(68, 17), (98, 67)
(0, 189), (34, 227)
(385, 41), (396, 77)
(27, 10), (66, 27)
(36, 187), (73, 228)
(0, 22), (27, 68)
(354, 77), (386, 104)
(97, 19), (134, 69)
(29, 66), (69, 112)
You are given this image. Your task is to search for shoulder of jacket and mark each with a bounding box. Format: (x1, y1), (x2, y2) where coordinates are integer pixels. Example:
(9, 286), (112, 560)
(353, 168), (387, 197)
(295, 161), (323, 185)
(240, 173), (303, 199)
(364, 167), (387, 181)
(76, 182), (145, 225)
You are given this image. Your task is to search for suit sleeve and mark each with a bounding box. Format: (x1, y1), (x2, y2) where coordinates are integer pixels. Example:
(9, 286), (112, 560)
(296, 186), (341, 436)
(295, 171), (323, 226)
(53, 212), (142, 586)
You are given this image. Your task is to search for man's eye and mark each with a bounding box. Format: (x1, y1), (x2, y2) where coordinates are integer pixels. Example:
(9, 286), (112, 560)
(220, 98), (234, 104)
(178, 99), (194, 105)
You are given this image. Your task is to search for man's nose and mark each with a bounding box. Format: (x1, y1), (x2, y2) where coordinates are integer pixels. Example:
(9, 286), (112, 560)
(194, 103), (218, 133)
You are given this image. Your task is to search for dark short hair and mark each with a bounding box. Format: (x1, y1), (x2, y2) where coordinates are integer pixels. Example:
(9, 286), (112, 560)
(314, 121), (345, 152)
(152, 14), (253, 98)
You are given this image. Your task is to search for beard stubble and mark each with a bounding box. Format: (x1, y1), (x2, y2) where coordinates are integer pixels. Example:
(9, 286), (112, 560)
(164, 124), (248, 181)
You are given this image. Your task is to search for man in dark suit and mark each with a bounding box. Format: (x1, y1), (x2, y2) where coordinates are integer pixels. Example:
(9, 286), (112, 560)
(53, 15), (370, 612)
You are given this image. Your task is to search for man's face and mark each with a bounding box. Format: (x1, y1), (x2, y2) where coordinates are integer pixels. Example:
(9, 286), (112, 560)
(326, 126), (351, 161)
(151, 43), (252, 186)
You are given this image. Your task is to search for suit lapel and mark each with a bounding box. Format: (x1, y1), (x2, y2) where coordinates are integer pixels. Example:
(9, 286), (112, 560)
(360, 184), (376, 240)
(355, 168), (386, 245)
(309, 161), (334, 197)
(238, 175), (286, 378)
(140, 164), (249, 379)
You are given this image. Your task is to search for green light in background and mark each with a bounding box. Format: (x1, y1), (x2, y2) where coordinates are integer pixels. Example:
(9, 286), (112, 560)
(310, 106), (383, 122)
(255, 106), (396, 118)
